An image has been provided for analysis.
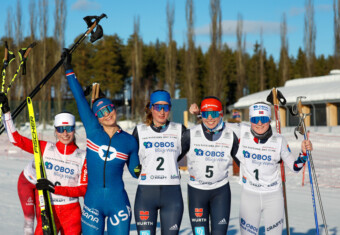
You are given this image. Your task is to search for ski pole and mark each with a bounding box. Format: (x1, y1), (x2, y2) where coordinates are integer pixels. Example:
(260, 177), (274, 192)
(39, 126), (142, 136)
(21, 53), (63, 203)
(296, 97), (319, 235)
(5, 42), (37, 95)
(0, 13), (107, 135)
(1, 41), (16, 92)
(295, 98), (328, 235)
(267, 88), (290, 235)
(0, 42), (36, 123)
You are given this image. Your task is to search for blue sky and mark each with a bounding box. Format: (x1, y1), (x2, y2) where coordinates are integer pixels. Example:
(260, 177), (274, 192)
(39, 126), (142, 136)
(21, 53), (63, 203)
(0, 0), (335, 62)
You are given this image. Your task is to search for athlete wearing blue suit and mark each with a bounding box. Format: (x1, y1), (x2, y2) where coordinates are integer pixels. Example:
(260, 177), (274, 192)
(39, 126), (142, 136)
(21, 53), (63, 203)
(63, 51), (139, 235)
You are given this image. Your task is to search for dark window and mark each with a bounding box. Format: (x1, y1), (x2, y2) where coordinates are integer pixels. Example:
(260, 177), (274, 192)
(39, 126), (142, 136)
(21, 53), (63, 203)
(310, 104), (326, 126)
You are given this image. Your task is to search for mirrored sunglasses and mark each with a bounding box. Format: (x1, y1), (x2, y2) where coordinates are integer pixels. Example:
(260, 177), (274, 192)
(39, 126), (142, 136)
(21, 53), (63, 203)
(250, 116), (270, 124)
(55, 126), (75, 133)
(152, 104), (171, 112)
(201, 111), (220, 119)
(95, 104), (115, 118)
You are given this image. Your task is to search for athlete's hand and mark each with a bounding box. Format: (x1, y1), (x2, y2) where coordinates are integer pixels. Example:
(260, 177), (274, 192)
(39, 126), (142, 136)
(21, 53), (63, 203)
(61, 48), (73, 71)
(189, 103), (200, 116)
(36, 178), (55, 193)
(0, 92), (10, 113)
(301, 131), (313, 153)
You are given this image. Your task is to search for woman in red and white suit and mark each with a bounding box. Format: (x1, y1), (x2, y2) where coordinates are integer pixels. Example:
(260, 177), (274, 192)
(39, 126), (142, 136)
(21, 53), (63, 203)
(1, 93), (87, 235)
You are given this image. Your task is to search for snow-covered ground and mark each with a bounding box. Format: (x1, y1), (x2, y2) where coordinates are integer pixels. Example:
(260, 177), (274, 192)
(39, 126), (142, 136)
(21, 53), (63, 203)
(0, 122), (339, 234)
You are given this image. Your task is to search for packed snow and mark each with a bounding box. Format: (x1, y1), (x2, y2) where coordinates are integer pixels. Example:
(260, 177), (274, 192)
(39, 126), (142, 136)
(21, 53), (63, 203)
(0, 121), (339, 234)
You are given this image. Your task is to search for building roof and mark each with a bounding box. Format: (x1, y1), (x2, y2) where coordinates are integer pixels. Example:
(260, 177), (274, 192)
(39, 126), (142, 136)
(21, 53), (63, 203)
(232, 70), (340, 109)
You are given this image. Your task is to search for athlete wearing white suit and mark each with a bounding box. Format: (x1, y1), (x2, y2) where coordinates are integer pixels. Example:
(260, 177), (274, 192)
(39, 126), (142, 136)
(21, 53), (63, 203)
(237, 102), (312, 235)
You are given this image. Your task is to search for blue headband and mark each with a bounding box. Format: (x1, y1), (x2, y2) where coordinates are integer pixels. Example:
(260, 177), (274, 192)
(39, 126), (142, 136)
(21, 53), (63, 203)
(92, 98), (114, 114)
(149, 91), (171, 108)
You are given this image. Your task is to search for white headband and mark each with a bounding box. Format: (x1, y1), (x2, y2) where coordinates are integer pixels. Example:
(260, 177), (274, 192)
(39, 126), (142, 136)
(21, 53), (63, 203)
(249, 103), (271, 118)
(54, 113), (75, 127)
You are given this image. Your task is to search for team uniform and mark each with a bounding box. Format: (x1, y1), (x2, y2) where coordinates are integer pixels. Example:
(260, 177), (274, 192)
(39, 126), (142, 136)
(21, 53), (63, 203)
(17, 159), (37, 235)
(3, 112), (87, 235)
(66, 69), (140, 235)
(237, 122), (306, 235)
(186, 122), (239, 235)
(133, 122), (186, 235)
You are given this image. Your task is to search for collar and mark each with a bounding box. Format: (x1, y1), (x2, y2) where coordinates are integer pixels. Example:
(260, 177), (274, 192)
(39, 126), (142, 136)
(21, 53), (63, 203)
(251, 126), (272, 144)
(202, 118), (224, 133)
(151, 120), (170, 133)
(56, 141), (78, 155)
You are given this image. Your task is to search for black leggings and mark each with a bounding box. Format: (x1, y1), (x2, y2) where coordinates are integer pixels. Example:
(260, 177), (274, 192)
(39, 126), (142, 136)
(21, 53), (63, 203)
(188, 183), (231, 235)
(134, 185), (184, 235)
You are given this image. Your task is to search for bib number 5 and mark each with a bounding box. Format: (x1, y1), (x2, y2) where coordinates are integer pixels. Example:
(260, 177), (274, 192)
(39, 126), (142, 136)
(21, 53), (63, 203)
(205, 165), (213, 178)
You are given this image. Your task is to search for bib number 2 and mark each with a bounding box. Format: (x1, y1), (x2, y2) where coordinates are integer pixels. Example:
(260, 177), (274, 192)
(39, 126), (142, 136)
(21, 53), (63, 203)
(156, 157), (164, 171)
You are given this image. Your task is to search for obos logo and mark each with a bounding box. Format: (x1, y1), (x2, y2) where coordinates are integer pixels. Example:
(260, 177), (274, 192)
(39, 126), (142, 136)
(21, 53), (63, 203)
(194, 149), (204, 156)
(45, 162), (53, 170)
(98, 145), (117, 161)
(243, 151), (271, 161)
(154, 142), (174, 148)
(45, 162), (74, 175)
(144, 142), (152, 149)
(253, 105), (269, 111)
(195, 149), (224, 157)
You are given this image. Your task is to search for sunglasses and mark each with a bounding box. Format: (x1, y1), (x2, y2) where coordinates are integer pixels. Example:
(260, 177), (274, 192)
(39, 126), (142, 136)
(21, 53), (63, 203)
(152, 104), (171, 112)
(201, 111), (221, 119)
(95, 104), (115, 118)
(55, 126), (75, 133)
(250, 116), (270, 124)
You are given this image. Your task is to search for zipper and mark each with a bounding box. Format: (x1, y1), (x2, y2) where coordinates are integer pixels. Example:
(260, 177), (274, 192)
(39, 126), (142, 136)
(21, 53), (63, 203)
(103, 136), (112, 188)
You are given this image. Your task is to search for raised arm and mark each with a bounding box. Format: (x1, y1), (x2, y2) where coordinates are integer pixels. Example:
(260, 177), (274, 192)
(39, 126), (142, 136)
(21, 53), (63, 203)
(62, 50), (101, 134)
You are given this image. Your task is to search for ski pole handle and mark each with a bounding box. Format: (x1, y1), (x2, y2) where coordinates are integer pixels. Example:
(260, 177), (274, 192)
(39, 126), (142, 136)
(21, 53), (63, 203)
(23, 42), (37, 59)
(4, 41), (8, 61)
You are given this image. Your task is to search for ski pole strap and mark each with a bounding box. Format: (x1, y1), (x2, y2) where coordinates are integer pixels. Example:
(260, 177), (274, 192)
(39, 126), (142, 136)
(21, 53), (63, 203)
(83, 14), (107, 43)
(266, 88), (287, 106)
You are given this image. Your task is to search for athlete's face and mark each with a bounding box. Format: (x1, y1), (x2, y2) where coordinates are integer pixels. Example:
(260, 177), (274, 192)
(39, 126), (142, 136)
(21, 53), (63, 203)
(98, 108), (117, 127)
(55, 128), (75, 145)
(251, 120), (270, 135)
(202, 109), (222, 129)
(151, 101), (170, 127)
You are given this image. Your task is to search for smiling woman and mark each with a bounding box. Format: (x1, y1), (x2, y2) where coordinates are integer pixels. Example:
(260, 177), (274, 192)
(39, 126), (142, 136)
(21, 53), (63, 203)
(0, 93), (88, 235)
(236, 102), (314, 234)
(63, 50), (140, 235)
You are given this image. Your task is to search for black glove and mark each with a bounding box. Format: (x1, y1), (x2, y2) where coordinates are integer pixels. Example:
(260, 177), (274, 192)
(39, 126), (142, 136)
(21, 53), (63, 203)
(0, 92), (10, 113)
(134, 164), (142, 178)
(61, 48), (73, 71)
(36, 178), (55, 193)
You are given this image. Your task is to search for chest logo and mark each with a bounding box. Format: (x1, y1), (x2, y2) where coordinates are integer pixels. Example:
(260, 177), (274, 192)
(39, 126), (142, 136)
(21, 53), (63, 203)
(87, 140), (128, 161)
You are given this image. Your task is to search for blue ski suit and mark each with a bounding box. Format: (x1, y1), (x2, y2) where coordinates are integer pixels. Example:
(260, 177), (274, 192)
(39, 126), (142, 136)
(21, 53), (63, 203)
(66, 69), (139, 235)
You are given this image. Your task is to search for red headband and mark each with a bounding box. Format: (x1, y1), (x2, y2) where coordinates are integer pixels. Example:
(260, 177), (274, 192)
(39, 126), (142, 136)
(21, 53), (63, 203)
(200, 98), (222, 112)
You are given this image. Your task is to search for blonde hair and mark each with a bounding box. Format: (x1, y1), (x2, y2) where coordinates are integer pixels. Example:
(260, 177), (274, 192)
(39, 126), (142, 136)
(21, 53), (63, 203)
(144, 101), (153, 126)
